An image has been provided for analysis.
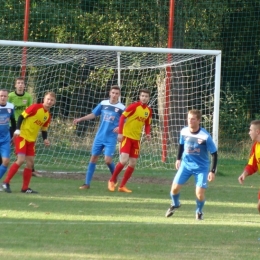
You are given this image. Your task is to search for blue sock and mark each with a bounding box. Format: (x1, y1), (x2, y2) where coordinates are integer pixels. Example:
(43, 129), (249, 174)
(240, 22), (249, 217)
(170, 192), (180, 207)
(0, 165), (7, 179)
(196, 199), (205, 213)
(85, 162), (96, 185)
(107, 162), (115, 174)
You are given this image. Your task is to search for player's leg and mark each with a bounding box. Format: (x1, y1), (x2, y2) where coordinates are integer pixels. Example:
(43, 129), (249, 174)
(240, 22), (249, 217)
(118, 139), (140, 192)
(0, 141), (11, 180)
(165, 165), (191, 217)
(103, 141), (117, 175)
(257, 191), (260, 214)
(32, 164), (42, 177)
(79, 140), (103, 189)
(2, 136), (26, 193)
(194, 170), (208, 220)
(108, 137), (131, 191)
(21, 141), (38, 193)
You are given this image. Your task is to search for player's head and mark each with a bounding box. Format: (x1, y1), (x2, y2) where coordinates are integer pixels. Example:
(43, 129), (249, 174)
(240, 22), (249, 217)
(109, 85), (121, 103)
(0, 89), (8, 105)
(249, 120), (260, 142)
(187, 109), (201, 131)
(139, 89), (150, 104)
(43, 91), (56, 110)
(14, 77), (25, 94)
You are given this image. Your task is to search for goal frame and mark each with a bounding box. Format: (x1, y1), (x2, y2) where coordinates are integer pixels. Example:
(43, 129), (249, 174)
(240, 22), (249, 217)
(0, 40), (221, 164)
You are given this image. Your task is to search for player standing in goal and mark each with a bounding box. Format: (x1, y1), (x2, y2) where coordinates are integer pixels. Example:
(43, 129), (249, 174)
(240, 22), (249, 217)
(2, 92), (56, 193)
(7, 77), (42, 177)
(73, 85), (125, 189)
(238, 120), (260, 214)
(0, 89), (16, 188)
(165, 109), (218, 220)
(108, 89), (152, 193)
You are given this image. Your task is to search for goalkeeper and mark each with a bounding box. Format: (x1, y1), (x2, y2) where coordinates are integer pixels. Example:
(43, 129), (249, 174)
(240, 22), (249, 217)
(73, 85), (125, 189)
(238, 120), (260, 214)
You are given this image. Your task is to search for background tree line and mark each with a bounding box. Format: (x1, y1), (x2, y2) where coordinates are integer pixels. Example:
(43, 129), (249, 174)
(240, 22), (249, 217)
(0, 0), (260, 156)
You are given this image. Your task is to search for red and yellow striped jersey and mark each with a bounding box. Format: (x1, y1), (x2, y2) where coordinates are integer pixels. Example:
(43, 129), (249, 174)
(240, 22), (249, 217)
(20, 104), (51, 142)
(245, 142), (260, 175)
(120, 101), (152, 140)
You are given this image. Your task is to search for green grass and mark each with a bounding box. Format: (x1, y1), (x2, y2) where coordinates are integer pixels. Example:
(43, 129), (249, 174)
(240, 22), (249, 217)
(0, 164), (260, 260)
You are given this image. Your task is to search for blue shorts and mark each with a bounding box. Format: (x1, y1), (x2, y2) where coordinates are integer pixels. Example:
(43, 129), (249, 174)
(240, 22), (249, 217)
(0, 140), (11, 159)
(91, 138), (117, 157)
(173, 163), (209, 189)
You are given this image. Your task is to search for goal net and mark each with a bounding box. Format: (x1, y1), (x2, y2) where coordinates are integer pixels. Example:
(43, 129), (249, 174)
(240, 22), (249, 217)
(0, 40), (221, 172)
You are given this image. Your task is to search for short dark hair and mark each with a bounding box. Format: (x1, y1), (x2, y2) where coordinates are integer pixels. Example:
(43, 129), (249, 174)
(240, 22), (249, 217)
(110, 85), (121, 92)
(139, 88), (150, 96)
(251, 120), (260, 129)
(15, 77), (25, 83)
(188, 109), (201, 120)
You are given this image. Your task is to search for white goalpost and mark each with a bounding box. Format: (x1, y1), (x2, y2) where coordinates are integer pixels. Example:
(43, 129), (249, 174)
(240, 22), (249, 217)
(0, 40), (221, 172)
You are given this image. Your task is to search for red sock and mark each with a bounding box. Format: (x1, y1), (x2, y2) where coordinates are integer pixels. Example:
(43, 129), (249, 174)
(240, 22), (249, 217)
(120, 166), (134, 188)
(3, 163), (20, 184)
(110, 162), (125, 182)
(22, 168), (32, 190)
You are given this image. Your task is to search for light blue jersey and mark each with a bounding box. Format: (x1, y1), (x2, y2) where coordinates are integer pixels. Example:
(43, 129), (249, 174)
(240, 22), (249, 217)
(179, 126), (217, 170)
(0, 102), (15, 143)
(91, 100), (125, 156)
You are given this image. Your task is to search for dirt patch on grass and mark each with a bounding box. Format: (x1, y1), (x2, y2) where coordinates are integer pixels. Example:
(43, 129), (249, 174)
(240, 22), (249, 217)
(41, 172), (172, 185)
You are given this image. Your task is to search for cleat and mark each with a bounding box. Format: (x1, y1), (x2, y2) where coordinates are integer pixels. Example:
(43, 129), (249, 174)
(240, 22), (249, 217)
(114, 181), (118, 188)
(21, 188), (38, 194)
(79, 184), (90, 190)
(108, 181), (115, 192)
(165, 204), (181, 217)
(118, 186), (132, 193)
(196, 212), (204, 220)
(32, 171), (42, 177)
(2, 183), (12, 193)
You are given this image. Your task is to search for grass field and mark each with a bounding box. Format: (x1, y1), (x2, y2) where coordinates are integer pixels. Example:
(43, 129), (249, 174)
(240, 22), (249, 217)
(0, 163), (260, 260)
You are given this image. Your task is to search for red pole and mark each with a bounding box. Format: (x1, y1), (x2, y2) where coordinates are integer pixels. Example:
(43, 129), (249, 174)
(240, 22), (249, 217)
(21, 0), (30, 78)
(162, 0), (175, 162)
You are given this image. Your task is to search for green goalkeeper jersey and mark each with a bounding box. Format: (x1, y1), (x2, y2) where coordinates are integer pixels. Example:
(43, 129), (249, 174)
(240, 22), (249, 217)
(8, 91), (33, 121)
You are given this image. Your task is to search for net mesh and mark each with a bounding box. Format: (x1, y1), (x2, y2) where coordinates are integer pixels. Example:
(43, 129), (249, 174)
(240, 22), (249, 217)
(0, 43), (218, 172)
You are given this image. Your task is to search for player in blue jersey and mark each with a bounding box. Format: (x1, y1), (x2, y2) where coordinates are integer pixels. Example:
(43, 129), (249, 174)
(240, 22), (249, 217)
(165, 109), (218, 220)
(73, 85), (125, 189)
(0, 89), (16, 186)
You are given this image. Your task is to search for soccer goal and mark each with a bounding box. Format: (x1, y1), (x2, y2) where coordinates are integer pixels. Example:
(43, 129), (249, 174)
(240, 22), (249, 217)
(0, 40), (221, 172)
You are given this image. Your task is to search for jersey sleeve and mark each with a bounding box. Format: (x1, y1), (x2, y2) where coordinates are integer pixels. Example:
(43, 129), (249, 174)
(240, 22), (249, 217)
(244, 142), (258, 175)
(21, 104), (39, 118)
(92, 103), (102, 116)
(122, 103), (138, 118)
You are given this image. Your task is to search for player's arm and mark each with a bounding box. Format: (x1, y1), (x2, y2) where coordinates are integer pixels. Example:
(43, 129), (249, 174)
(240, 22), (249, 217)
(144, 107), (152, 140)
(10, 114), (16, 138)
(210, 152), (218, 174)
(175, 144), (184, 170)
(238, 144), (257, 184)
(208, 151), (218, 182)
(117, 114), (127, 142)
(73, 113), (96, 124)
(14, 114), (25, 136)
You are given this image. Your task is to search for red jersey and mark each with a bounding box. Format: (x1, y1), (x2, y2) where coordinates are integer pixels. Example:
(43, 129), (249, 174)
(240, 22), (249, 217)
(244, 142), (260, 175)
(119, 101), (152, 141)
(20, 104), (51, 142)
